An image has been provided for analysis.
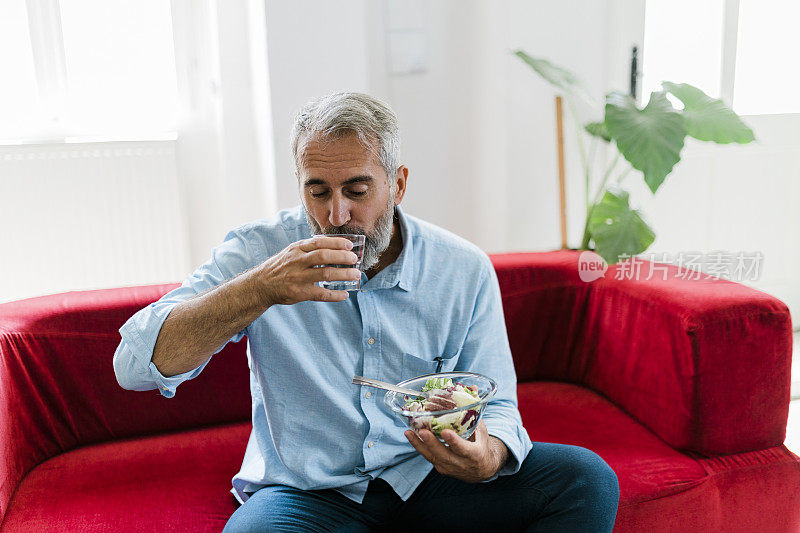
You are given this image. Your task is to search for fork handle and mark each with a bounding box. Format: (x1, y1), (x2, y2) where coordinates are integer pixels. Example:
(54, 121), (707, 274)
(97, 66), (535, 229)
(352, 375), (423, 397)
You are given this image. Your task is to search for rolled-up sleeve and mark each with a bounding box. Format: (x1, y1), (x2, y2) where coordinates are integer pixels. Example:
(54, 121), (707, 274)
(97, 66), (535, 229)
(113, 228), (262, 398)
(455, 257), (532, 479)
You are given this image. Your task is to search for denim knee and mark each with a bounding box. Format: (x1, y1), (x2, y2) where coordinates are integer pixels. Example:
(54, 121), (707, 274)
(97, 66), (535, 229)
(222, 509), (262, 533)
(567, 447), (620, 516)
(222, 489), (291, 533)
(223, 504), (304, 533)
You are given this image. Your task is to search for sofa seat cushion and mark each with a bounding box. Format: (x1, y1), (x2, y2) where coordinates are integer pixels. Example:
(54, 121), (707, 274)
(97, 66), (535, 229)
(4, 384), (798, 532)
(518, 381), (800, 532)
(2, 421), (250, 532)
(517, 381), (708, 504)
(2, 383), (708, 532)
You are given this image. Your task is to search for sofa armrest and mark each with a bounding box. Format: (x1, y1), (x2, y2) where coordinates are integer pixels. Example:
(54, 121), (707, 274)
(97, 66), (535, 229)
(0, 285), (251, 523)
(490, 250), (793, 456)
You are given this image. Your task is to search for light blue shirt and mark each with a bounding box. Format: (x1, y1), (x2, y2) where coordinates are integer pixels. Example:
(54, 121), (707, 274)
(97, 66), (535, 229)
(113, 205), (532, 505)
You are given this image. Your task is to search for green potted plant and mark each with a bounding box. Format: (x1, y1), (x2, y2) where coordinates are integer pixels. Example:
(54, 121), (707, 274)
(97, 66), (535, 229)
(513, 51), (755, 263)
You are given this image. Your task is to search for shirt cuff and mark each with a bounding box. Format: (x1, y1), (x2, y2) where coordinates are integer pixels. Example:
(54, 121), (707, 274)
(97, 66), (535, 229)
(120, 301), (208, 398)
(148, 360), (205, 398)
(482, 418), (532, 482)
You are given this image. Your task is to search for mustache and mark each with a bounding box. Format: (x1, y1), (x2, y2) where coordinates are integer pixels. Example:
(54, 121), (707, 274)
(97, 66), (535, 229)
(319, 224), (366, 236)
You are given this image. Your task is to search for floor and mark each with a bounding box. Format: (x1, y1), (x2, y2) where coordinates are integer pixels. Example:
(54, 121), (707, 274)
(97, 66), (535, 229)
(784, 331), (799, 455)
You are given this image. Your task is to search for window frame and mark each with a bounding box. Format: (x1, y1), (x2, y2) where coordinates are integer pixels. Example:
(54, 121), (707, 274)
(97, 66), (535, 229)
(644, 0), (797, 117)
(719, 0), (740, 105)
(24, 0), (68, 138)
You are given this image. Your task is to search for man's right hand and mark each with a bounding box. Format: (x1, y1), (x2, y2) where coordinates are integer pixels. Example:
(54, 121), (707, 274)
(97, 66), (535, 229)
(151, 236), (359, 377)
(257, 236), (361, 306)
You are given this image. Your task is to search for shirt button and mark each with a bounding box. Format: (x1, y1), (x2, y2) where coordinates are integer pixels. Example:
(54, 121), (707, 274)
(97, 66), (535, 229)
(365, 391), (372, 398)
(368, 338), (375, 345)
(368, 441), (374, 448)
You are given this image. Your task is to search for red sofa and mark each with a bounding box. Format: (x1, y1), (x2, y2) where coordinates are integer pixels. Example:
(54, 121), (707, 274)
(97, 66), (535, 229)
(2, 250), (798, 532)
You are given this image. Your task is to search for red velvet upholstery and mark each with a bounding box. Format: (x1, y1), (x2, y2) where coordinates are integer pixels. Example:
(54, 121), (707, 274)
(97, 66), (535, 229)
(0, 285), (251, 526)
(2, 250), (798, 531)
(494, 251), (793, 455)
(518, 382), (800, 532)
(1, 422), (250, 532)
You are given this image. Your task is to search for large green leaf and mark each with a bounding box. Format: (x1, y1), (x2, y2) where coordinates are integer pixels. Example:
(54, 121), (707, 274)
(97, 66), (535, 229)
(588, 189), (655, 264)
(662, 82), (755, 144)
(585, 121), (611, 142)
(604, 91), (686, 193)
(512, 50), (594, 106)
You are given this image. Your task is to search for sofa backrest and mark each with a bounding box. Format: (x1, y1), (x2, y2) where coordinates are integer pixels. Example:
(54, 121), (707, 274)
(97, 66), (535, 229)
(0, 284), (251, 520)
(491, 251), (793, 457)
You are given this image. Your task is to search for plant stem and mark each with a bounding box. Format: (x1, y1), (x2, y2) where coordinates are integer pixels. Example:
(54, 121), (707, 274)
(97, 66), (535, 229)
(580, 211), (593, 249)
(580, 151), (621, 249)
(616, 165), (633, 184)
(566, 98), (591, 215)
(587, 136), (598, 213)
(592, 152), (620, 205)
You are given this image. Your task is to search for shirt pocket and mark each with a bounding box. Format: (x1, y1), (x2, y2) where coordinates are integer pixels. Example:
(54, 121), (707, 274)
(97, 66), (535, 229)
(400, 350), (460, 381)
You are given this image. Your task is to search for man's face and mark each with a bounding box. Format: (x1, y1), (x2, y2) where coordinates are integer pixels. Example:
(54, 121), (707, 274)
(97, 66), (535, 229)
(297, 132), (405, 270)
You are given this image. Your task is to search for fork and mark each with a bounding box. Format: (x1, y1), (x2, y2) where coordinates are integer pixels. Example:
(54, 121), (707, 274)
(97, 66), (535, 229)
(351, 375), (431, 398)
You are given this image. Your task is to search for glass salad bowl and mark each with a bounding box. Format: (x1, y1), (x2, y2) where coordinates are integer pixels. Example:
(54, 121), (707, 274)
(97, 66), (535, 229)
(383, 371), (497, 441)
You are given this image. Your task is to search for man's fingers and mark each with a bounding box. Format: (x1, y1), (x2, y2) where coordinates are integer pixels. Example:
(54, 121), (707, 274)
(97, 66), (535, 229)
(441, 429), (474, 457)
(462, 420), (487, 446)
(405, 430), (437, 465)
(309, 266), (361, 283)
(416, 429), (459, 467)
(307, 286), (350, 302)
(405, 430), (422, 444)
(298, 236), (354, 253)
(404, 423), (496, 482)
(303, 248), (359, 267)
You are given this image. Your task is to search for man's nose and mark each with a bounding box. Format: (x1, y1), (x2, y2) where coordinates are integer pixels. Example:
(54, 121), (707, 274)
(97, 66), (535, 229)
(328, 195), (351, 228)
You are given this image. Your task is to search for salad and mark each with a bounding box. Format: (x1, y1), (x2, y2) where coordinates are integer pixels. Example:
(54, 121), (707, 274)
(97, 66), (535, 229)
(403, 377), (481, 437)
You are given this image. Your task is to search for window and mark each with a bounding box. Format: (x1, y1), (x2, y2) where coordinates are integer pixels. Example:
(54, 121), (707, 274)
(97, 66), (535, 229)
(642, 0), (799, 115)
(642, 0), (725, 100)
(0, 2), (40, 140)
(0, 0), (178, 142)
(733, 0), (800, 114)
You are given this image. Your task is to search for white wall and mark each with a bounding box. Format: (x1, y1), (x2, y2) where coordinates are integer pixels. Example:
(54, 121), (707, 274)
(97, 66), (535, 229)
(265, 0), (371, 211)
(378, 0), (636, 253)
(171, 0), (277, 269)
(259, 0), (798, 320)
(263, 0), (628, 254)
(502, 0), (614, 253)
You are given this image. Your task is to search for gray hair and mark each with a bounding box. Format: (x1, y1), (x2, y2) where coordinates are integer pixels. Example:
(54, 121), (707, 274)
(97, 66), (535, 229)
(290, 92), (401, 180)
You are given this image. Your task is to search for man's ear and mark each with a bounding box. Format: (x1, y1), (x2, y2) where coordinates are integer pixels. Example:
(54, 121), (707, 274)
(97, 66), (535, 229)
(393, 165), (408, 204)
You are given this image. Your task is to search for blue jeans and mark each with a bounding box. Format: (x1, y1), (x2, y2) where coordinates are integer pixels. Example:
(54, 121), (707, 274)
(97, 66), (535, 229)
(223, 442), (620, 532)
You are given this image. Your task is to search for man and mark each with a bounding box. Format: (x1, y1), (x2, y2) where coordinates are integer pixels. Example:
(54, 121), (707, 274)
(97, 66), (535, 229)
(114, 92), (619, 532)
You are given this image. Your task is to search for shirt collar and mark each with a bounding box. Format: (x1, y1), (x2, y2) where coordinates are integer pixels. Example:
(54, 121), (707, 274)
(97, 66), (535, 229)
(366, 204), (414, 292)
(393, 204), (415, 291)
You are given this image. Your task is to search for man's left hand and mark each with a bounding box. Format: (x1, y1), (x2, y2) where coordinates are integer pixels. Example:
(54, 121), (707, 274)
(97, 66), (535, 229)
(404, 420), (509, 483)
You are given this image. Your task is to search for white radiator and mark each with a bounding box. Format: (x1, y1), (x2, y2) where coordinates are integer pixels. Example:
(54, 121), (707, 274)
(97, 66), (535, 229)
(0, 139), (190, 303)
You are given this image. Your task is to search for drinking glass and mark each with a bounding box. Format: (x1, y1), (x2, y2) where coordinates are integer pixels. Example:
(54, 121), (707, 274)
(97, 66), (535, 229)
(316, 234), (365, 291)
